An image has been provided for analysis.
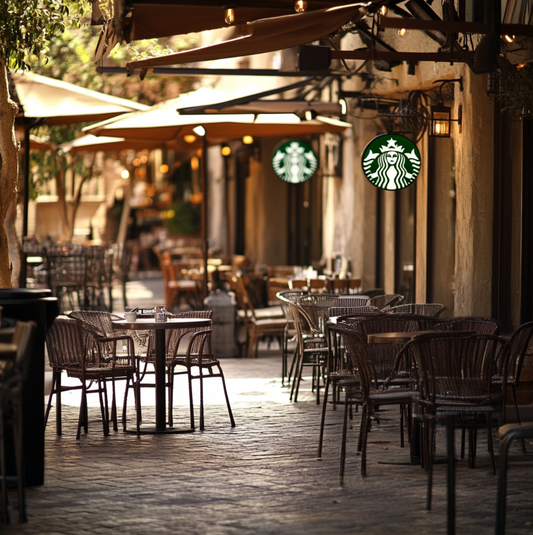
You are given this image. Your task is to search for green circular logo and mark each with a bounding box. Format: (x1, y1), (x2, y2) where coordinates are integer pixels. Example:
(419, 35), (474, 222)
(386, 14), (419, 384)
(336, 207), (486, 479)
(272, 140), (318, 184)
(361, 134), (421, 190)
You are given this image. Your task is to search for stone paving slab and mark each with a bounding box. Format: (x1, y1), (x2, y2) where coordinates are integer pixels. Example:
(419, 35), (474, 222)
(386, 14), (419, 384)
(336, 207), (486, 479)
(4, 353), (533, 534)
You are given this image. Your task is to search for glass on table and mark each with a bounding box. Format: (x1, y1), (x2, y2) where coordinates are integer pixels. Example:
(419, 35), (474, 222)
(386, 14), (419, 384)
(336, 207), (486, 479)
(154, 305), (167, 322)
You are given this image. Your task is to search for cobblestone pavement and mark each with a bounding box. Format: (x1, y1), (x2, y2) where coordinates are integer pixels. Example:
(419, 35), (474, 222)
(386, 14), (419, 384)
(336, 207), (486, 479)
(4, 279), (533, 534)
(3, 350), (533, 535)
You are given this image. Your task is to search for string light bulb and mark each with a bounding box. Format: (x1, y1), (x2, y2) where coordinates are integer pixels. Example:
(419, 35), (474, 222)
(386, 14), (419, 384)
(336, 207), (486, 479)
(504, 35), (516, 43)
(398, 27), (407, 37)
(294, 0), (308, 12)
(224, 6), (235, 24)
(221, 145), (231, 157)
(379, 4), (388, 16)
(243, 135), (254, 145)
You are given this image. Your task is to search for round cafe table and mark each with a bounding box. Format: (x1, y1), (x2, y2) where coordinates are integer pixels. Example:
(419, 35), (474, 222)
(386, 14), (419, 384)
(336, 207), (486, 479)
(113, 317), (212, 434)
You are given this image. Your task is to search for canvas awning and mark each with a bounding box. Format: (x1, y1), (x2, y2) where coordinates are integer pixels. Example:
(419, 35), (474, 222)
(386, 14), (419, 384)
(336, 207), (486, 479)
(84, 87), (351, 143)
(93, 1), (358, 61)
(12, 71), (149, 125)
(125, 4), (366, 72)
(59, 134), (162, 153)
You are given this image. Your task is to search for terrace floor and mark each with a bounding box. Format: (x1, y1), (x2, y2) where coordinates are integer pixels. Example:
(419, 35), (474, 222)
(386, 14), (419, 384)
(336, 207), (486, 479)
(3, 278), (533, 534)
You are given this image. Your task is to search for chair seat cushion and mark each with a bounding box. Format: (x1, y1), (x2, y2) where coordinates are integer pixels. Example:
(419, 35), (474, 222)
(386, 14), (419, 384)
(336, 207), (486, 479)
(237, 305), (284, 319)
(252, 318), (287, 327)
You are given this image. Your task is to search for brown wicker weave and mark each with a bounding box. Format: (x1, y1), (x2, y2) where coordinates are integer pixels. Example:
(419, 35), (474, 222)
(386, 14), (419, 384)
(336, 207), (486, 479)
(329, 324), (415, 482)
(433, 316), (499, 335)
(276, 290), (307, 385)
(384, 303), (446, 318)
(60, 313), (138, 436)
(396, 332), (503, 474)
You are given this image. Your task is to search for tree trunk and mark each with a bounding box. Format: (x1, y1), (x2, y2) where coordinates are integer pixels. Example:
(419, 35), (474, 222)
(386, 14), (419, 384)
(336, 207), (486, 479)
(55, 168), (71, 241)
(6, 201), (20, 287)
(67, 153), (96, 241)
(0, 62), (19, 288)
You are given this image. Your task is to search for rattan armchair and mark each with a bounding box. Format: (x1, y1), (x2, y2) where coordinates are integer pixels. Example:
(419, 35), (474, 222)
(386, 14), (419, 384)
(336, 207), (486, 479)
(384, 303), (446, 318)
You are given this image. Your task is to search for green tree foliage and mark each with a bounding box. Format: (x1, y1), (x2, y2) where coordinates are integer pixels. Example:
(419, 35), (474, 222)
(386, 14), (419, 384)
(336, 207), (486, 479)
(0, 0), (90, 286)
(0, 0), (88, 70)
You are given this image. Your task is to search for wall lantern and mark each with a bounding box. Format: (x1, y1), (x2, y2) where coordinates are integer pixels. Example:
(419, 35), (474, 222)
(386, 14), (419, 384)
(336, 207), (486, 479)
(429, 78), (463, 137)
(430, 102), (462, 137)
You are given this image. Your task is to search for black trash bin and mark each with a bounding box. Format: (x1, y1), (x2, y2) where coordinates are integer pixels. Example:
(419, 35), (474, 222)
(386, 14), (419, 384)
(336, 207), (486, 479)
(0, 288), (58, 486)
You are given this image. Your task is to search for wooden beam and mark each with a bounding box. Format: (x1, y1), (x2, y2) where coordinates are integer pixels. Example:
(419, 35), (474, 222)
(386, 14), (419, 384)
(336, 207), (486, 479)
(379, 16), (533, 36)
(330, 50), (475, 63)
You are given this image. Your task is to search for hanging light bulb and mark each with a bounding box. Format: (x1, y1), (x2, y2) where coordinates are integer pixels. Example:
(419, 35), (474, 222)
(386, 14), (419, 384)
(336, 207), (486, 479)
(379, 4), (388, 16)
(398, 27), (407, 37)
(294, 0), (308, 12)
(224, 6), (235, 24)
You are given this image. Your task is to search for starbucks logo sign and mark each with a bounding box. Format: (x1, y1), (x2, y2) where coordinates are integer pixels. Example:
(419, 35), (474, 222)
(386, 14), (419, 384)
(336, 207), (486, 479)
(362, 134), (421, 190)
(272, 140), (318, 184)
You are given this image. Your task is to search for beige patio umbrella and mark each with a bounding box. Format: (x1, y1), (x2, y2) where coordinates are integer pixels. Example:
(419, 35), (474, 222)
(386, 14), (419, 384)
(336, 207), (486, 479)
(59, 134), (161, 153)
(85, 89), (351, 297)
(125, 4), (365, 73)
(12, 71), (149, 124)
(12, 71), (150, 286)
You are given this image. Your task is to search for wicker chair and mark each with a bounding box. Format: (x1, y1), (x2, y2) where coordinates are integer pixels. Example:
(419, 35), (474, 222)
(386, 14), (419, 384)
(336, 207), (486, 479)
(66, 311), (138, 435)
(140, 310), (234, 430)
(433, 316), (499, 335)
(329, 324), (416, 482)
(318, 314), (433, 460)
(226, 274), (286, 358)
(495, 422), (533, 535)
(84, 246), (108, 311)
(356, 288), (384, 298)
(166, 316), (234, 431)
(159, 251), (201, 310)
(0, 321), (35, 524)
(497, 321), (533, 427)
(368, 293), (404, 310)
(328, 306), (380, 320)
(287, 300), (329, 403)
(384, 303), (446, 318)
(397, 332), (502, 475)
(329, 278), (362, 294)
(45, 248), (87, 313)
(276, 290), (307, 386)
(107, 241), (134, 309)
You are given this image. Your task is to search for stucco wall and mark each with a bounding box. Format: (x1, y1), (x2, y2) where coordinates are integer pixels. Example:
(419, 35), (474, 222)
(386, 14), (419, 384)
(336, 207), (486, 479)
(245, 137), (289, 267)
(453, 71), (494, 316)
